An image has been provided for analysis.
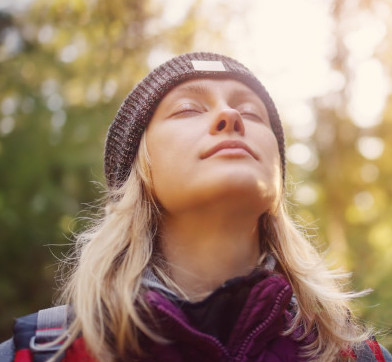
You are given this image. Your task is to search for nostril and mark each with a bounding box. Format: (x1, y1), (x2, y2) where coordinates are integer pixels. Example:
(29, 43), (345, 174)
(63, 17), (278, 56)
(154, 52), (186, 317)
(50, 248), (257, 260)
(234, 121), (240, 132)
(217, 120), (226, 131)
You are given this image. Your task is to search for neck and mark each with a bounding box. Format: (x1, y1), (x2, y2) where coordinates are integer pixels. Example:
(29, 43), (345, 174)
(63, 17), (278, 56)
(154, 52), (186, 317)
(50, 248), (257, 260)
(160, 206), (262, 300)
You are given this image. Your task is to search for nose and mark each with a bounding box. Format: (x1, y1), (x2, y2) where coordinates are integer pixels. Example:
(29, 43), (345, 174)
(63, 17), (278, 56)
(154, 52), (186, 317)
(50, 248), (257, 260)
(209, 108), (245, 136)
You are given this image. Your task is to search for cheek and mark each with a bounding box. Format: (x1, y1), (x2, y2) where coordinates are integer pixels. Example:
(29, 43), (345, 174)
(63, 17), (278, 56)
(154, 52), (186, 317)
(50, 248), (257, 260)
(256, 129), (281, 171)
(255, 131), (282, 193)
(265, 140), (283, 208)
(265, 143), (281, 178)
(146, 129), (190, 206)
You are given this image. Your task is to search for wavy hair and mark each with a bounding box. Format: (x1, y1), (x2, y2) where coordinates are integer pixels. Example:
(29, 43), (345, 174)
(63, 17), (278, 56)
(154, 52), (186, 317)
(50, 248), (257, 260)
(55, 133), (370, 361)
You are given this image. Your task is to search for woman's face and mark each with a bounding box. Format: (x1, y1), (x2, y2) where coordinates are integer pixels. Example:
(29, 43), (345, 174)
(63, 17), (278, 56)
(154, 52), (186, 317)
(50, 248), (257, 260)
(145, 78), (282, 215)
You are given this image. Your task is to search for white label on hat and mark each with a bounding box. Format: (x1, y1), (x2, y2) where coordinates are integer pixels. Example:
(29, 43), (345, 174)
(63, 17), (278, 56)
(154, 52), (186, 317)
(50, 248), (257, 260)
(191, 60), (226, 72)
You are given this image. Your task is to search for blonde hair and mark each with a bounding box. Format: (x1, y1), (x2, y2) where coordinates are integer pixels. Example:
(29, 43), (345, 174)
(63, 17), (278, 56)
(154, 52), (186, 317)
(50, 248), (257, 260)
(56, 133), (370, 361)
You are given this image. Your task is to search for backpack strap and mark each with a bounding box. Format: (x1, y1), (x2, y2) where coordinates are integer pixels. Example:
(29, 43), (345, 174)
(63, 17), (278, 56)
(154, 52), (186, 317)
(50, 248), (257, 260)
(363, 338), (390, 362)
(13, 311), (37, 362)
(29, 305), (69, 362)
(352, 338), (390, 362)
(0, 338), (15, 362)
(13, 305), (69, 362)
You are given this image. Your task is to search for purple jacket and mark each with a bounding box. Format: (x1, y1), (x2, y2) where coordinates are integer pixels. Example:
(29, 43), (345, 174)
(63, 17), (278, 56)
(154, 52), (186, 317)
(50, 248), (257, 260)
(2, 266), (390, 361)
(136, 270), (308, 361)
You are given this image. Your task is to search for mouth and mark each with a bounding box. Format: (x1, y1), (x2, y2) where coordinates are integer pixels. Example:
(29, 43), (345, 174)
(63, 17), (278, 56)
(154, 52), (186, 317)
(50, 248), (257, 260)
(201, 140), (258, 160)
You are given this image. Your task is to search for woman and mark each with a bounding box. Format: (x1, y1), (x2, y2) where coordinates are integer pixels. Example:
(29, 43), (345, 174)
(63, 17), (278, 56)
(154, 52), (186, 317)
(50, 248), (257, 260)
(2, 52), (391, 361)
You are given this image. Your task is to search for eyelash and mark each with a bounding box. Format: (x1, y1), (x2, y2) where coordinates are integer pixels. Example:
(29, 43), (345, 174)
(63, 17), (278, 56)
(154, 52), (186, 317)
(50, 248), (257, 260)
(240, 112), (264, 122)
(170, 105), (264, 122)
(171, 105), (202, 117)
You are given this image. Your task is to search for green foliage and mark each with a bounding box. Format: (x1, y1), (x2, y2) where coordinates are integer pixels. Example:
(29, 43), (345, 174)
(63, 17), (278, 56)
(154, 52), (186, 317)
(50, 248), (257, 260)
(285, 0), (392, 348)
(0, 0), (198, 339)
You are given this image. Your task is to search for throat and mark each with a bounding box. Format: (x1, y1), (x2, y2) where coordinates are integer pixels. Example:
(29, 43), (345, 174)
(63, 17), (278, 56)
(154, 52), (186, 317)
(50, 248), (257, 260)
(159, 211), (261, 301)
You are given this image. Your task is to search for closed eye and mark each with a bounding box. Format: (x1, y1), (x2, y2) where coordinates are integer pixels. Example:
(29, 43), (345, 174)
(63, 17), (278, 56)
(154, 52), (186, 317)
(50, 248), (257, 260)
(240, 112), (264, 122)
(170, 104), (203, 118)
(236, 102), (266, 123)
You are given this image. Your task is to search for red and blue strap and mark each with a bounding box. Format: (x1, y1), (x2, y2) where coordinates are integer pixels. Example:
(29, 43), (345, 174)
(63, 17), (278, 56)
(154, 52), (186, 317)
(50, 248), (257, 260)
(366, 339), (386, 362)
(14, 305), (68, 362)
(341, 339), (386, 361)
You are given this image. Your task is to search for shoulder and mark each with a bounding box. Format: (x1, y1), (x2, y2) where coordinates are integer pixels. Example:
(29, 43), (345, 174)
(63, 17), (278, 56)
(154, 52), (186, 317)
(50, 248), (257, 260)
(0, 338), (15, 362)
(354, 340), (392, 362)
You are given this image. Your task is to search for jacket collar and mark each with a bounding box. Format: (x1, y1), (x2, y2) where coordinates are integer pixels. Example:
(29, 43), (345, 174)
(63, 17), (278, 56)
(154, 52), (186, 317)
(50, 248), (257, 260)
(141, 253), (277, 300)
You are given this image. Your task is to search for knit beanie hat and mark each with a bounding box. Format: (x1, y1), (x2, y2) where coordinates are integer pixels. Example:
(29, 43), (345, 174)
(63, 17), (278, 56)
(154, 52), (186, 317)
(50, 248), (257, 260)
(104, 52), (285, 189)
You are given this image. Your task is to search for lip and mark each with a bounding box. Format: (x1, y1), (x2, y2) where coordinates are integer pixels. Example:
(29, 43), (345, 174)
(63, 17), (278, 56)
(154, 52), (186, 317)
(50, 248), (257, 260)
(201, 140), (258, 160)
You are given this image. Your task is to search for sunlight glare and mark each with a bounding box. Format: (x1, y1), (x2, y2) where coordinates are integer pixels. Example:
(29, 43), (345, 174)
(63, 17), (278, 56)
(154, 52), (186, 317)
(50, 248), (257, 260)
(160, 0), (194, 27)
(343, 10), (386, 61)
(287, 142), (318, 171)
(347, 59), (389, 128)
(147, 47), (176, 70)
(1, 97), (18, 116)
(295, 184), (318, 205)
(357, 136), (384, 160)
(231, 0), (333, 101)
(283, 102), (316, 140)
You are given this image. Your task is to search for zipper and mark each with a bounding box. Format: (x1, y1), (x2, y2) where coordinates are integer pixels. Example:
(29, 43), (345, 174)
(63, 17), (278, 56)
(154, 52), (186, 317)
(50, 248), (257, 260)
(147, 280), (291, 361)
(148, 294), (231, 360)
(233, 284), (291, 360)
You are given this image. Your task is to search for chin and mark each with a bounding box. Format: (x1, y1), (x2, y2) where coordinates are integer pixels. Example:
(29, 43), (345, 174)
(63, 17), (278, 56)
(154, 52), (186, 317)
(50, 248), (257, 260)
(155, 167), (280, 214)
(202, 174), (277, 206)
(219, 167), (275, 190)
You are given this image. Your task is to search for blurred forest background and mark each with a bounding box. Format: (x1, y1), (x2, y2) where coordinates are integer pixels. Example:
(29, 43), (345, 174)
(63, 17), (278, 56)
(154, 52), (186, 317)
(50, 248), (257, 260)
(1, 0), (391, 348)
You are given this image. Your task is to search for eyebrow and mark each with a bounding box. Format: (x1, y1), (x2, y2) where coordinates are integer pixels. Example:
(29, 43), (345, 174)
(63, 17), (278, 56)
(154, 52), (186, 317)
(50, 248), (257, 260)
(174, 83), (262, 102)
(230, 89), (261, 102)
